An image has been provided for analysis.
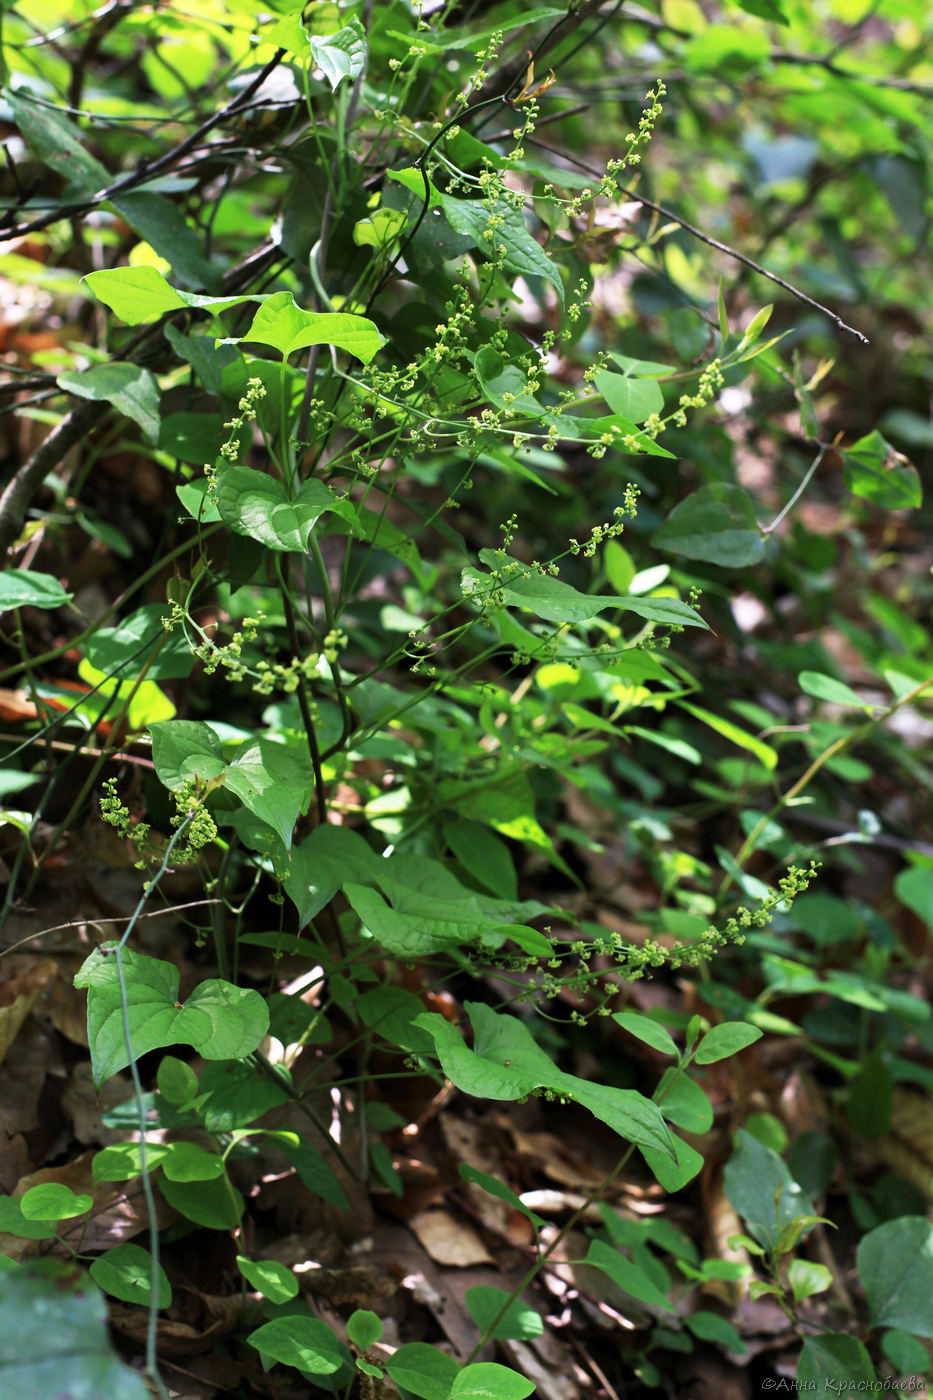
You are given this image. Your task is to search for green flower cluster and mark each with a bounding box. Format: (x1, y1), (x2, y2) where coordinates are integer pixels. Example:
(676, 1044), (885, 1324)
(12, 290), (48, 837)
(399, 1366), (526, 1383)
(480, 862), (821, 1023)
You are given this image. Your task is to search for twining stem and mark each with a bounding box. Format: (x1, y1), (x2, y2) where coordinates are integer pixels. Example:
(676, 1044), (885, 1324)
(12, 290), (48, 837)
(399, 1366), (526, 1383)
(111, 813), (194, 1400)
(277, 562), (327, 825)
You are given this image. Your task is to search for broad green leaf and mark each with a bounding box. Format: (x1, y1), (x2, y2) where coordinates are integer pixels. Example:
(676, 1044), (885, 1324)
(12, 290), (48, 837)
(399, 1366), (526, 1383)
(83, 266), (255, 324)
(58, 364), (161, 445)
(10, 89), (110, 191)
(857, 1217), (933, 1335)
(20, 1184), (92, 1221)
(735, 0), (789, 23)
(440, 193), (563, 302)
(797, 1333), (875, 1393)
(842, 431), (922, 510)
(0, 1197), (56, 1239)
(267, 1130), (349, 1208)
(236, 1255), (298, 1303)
(226, 738), (314, 850)
(92, 1142), (171, 1181)
(594, 369), (664, 424)
(285, 823), (383, 927)
(694, 1022), (763, 1064)
(417, 1003), (675, 1159)
(738, 304), (773, 348)
(586, 1238), (674, 1312)
(468, 559), (707, 628)
(346, 852), (548, 958)
(357, 986), (437, 1056)
(161, 1142), (225, 1182)
(215, 464), (355, 552)
(113, 191), (220, 291)
(224, 292), (383, 362)
(89, 1243), (171, 1308)
(474, 347), (547, 417)
(385, 1343), (458, 1400)
(0, 1262), (148, 1399)
(157, 1056), (198, 1106)
(346, 1309), (382, 1349)
(787, 1259), (832, 1303)
(198, 1060), (288, 1132)
(880, 1328), (930, 1377)
(443, 819), (518, 900)
(177, 480), (222, 523)
(74, 944), (269, 1086)
(459, 1165), (547, 1230)
(464, 1286), (544, 1340)
(0, 569), (72, 611)
(640, 1134), (705, 1191)
(654, 1069), (713, 1134)
(613, 1012), (679, 1057)
(149, 719), (225, 790)
(895, 867), (933, 929)
(160, 410), (246, 465)
(678, 702), (777, 769)
(159, 1174), (243, 1230)
(723, 1130), (816, 1252)
(449, 1363), (536, 1400)
(354, 207), (408, 249)
(248, 1316), (347, 1374)
(309, 19), (367, 90)
(653, 484), (764, 567)
(685, 1310), (746, 1350)
(85, 603), (193, 681)
(77, 658), (176, 731)
(798, 670), (876, 711)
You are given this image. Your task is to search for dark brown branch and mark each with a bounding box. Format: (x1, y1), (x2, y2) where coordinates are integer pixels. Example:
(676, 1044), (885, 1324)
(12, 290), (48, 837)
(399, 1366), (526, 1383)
(0, 399), (98, 554)
(1, 48), (286, 240)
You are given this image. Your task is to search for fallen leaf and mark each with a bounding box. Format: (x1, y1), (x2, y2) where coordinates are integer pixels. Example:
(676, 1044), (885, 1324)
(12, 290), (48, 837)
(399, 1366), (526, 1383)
(0, 957), (56, 1068)
(409, 1208), (494, 1267)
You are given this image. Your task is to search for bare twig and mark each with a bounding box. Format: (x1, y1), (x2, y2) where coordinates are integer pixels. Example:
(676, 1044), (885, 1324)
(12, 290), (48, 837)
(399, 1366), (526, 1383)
(522, 133), (870, 344)
(0, 899), (222, 957)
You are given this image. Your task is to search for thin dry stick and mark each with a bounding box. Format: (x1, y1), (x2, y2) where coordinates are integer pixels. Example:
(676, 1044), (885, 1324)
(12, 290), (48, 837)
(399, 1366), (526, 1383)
(0, 899), (222, 957)
(521, 131), (871, 345)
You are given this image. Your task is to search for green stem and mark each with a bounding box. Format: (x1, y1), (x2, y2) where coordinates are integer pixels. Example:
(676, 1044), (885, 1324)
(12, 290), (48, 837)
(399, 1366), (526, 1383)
(723, 670), (933, 895)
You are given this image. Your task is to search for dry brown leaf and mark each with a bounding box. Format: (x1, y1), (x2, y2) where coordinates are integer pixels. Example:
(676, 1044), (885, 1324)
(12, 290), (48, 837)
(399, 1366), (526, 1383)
(701, 1176), (750, 1305)
(408, 1208), (494, 1267)
(872, 1088), (933, 1197)
(500, 1338), (581, 1400)
(42, 953), (92, 1047)
(60, 1063), (133, 1146)
(494, 1114), (603, 1189)
(0, 1150), (174, 1260)
(301, 1263), (397, 1305)
(0, 956), (57, 1067)
(110, 1293), (244, 1356)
